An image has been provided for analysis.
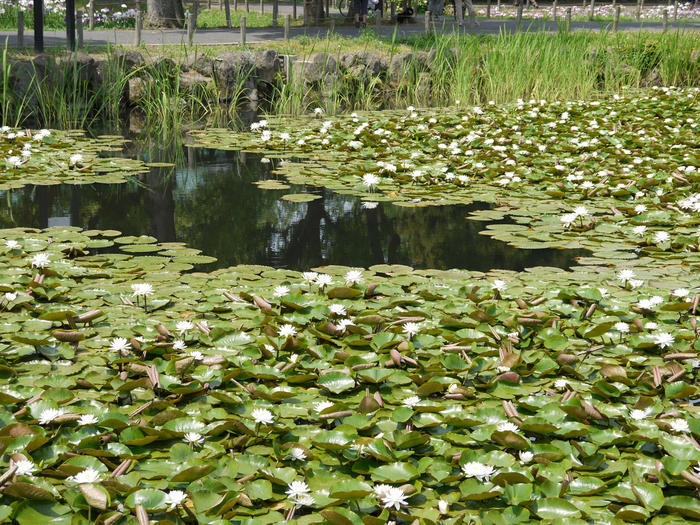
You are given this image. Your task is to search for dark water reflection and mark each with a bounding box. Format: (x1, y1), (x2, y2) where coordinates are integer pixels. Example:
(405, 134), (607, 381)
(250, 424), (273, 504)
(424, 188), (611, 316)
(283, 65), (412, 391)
(0, 145), (583, 271)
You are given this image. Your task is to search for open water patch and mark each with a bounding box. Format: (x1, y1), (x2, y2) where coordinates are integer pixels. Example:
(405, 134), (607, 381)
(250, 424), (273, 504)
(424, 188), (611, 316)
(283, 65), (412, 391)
(0, 146), (584, 271)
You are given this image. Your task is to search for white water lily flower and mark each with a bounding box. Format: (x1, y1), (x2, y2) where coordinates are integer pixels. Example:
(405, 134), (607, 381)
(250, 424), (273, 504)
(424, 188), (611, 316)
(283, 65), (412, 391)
(189, 351), (204, 360)
(78, 414), (99, 426)
(629, 279), (644, 289)
(672, 288), (690, 298)
(438, 499), (449, 514)
(554, 379), (568, 390)
(176, 320), (194, 335)
(67, 467), (101, 484)
(5, 240), (20, 249)
(492, 280), (507, 291)
(362, 201), (379, 210)
(286, 480), (310, 500)
(30, 253), (50, 268)
(69, 153), (83, 165)
(14, 459), (37, 476)
(629, 409), (649, 421)
(165, 490), (187, 510)
(519, 451), (534, 464)
(4, 292), (17, 301)
(573, 206), (589, 217)
(634, 204), (647, 214)
(362, 173), (380, 188)
(614, 322), (630, 333)
(344, 269), (363, 285)
(273, 285), (290, 297)
(131, 283), (154, 297)
(109, 337), (131, 352)
(315, 274), (333, 288)
(669, 419), (690, 433)
(336, 319), (355, 331)
(279, 132), (290, 141)
(172, 340), (187, 351)
(38, 408), (64, 425)
(496, 421), (519, 433)
(329, 304), (347, 316)
(6, 156), (22, 167)
(251, 408), (274, 425)
(403, 322), (420, 338)
(461, 462), (496, 482)
(653, 231), (671, 244)
(402, 396), (421, 408)
(295, 493), (315, 506)
(632, 225), (647, 236)
(617, 269), (635, 282)
(183, 432), (205, 446)
(654, 332), (675, 349)
(290, 447), (307, 461)
(301, 271), (318, 283)
(381, 487), (408, 510)
(278, 324), (297, 338)
(560, 212), (578, 227)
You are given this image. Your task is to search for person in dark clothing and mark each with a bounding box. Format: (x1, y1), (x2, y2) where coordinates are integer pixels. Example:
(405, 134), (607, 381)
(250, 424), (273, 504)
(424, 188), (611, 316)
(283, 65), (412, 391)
(354, 0), (369, 27)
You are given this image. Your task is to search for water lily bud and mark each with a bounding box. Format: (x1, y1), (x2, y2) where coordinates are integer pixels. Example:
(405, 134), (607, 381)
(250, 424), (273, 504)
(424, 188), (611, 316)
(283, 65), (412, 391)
(557, 353), (578, 365)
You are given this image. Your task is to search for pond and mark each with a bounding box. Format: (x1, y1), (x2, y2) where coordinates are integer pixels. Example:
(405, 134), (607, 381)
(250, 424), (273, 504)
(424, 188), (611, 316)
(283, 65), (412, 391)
(0, 143), (583, 271)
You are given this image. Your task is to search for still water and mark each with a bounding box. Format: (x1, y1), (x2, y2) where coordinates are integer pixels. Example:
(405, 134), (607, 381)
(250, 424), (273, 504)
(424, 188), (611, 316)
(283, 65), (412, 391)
(0, 144), (582, 271)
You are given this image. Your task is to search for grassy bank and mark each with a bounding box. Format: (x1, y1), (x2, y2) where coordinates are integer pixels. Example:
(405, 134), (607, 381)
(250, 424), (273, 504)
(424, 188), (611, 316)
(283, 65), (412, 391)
(1, 29), (698, 130)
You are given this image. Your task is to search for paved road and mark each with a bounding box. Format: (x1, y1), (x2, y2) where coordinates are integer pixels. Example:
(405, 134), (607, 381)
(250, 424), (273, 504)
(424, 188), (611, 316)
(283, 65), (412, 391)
(1, 18), (697, 47)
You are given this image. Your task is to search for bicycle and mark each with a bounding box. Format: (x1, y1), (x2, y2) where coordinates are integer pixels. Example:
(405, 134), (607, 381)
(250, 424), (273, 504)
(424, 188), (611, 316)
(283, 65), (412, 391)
(338, 0), (383, 18)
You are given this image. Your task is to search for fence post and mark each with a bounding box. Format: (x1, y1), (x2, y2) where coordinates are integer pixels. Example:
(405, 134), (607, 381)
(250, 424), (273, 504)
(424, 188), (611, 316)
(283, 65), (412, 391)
(325, 0), (330, 17)
(662, 7), (668, 30)
(552, 0), (557, 19)
(225, 0), (232, 27)
(76, 10), (83, 48)
(241, 15), (246, 44)
(134, 10), (142, 45)
(245, 0), (250, 13)
(293, 0), (297, 19)
(376, 7), (381, 27)
(187, 11), (194, 44)
(89, 0), (94, 30)
(260, 0), (264, 14)
(673, 0), (678, 19)
(497, 0), (500, 9)
(565, 6), (571, 32)
(486, 0), (491, 18)
(285, 13), (290, 37)
(456, 0), (463, 26)
(613, 4), (619, 31)
(315, 0), (321, 24)
(425, 10), (430, 33)
(516, 3), (522, 31)
(273, 0), (279, 24)
(34, 0), (43, 52)
(234, 0), (238, 11)
(635, 0), (641, 21)
(209, 0), (212, 8)
(588, 0), (594, 20)
(17, 11), (23, 47)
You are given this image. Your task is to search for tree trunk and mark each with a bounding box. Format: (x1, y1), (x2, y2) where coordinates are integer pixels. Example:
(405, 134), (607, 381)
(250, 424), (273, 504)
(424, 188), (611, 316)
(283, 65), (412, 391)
(146, 0), (185, 28)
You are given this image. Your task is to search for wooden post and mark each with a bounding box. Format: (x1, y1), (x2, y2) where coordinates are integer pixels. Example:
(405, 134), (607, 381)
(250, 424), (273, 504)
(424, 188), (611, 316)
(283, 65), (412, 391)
(260, 0), (264, 14)
(285, 13), (290, 37)
(293, 0), (297, 19)
(325, 0), (330, 17)
(662, 7), (668, 30)
(245, 0), (250, 13)
(225, 0), (232, 27)
(66, 0), (75, 50)
(588, 0), (594, 20)
(673, 0), (678, 20)
(17, 11), (24, 47)
(76, 10), (83, 48)
(552, 0), (557, 19)
(241, 15), (246, 44)
(134, 10), (142, 45)
(456, 0), (463, 25)
(486, 0), (491, 18)
(613, 4), (619, 31)
(187, 12), (194, 44)
(234, 0), (238, 11)
(376, 7), (381, 26)
(89, 0), (94, 30)
(565, 6), (571, 32)
(209, 0), (212, 8)
(193, 0), (200, 27)
(273, 0), (279, 24)
(315, 0), (321, 24)
(516, 3), (522, 31)
(636, 0), (641, 21)
(497, 0), (500, 9)
(34, 0), (44, 52)
(425, 10), (430, 33)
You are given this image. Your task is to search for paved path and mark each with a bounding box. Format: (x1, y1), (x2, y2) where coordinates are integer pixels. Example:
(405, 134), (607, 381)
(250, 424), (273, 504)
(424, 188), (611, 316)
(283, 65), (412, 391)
(1, 18), (697, 47)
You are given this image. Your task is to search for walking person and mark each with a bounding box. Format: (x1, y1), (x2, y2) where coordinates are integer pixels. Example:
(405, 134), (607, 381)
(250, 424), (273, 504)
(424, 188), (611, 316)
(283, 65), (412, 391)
(354, 0), (369, 27)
